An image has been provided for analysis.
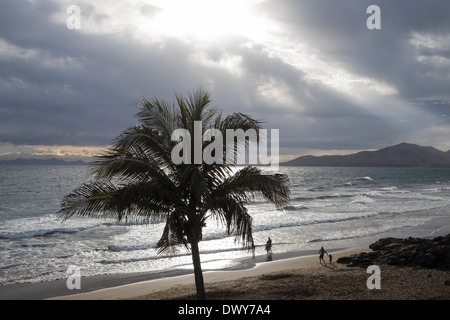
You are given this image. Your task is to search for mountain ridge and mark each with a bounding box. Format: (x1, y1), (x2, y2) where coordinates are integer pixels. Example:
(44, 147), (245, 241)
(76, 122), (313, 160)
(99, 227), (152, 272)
(281, 142), (450, 167)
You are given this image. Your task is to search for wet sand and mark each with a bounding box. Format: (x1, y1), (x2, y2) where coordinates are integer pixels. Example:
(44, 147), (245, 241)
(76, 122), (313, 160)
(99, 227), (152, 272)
(2, 247), (448, 301)
(48, 247), (450, 300)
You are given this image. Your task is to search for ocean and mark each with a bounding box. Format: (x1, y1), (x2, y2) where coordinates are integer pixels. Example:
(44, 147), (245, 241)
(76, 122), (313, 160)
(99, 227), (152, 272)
(1, 165), (450, 287)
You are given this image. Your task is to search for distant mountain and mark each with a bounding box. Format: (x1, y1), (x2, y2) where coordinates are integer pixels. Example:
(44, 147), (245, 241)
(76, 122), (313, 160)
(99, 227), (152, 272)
(281, 143), (450, 167)
(0, 158), (89, 166)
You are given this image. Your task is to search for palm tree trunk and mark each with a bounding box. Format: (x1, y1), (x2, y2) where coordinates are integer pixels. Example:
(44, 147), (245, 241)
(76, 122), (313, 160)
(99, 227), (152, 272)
(190, 240), (206, 300)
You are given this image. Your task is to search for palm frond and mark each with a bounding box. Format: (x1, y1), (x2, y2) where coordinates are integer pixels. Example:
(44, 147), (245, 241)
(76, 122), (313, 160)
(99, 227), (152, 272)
(216, 113), (263, 165)
(59, 180), (118, 221)
(59, 179), (178, 224)
(219, 112), (263, 136)
(91, 126), (175, 179)
(187, 86), (216, 123)
(210, 196), (254, 251)
(137, 97), (180, 138)
(212, 166), (290, 208)
(156, 209), (190, 255)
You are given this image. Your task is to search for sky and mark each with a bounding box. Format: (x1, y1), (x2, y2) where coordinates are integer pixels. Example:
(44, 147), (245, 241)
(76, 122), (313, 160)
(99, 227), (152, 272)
(1, 0), (450, 162)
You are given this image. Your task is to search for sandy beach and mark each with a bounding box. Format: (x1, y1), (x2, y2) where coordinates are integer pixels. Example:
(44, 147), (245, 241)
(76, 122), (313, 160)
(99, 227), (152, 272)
(47, 247), (450, 300)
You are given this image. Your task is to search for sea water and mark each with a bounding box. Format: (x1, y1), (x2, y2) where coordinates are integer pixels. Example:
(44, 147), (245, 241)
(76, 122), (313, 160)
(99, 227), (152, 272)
(1, 165), (450, 286)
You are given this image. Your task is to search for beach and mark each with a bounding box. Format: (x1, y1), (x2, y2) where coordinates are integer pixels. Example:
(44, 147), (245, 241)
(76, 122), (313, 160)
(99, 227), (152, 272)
(3, 166), (450, 292)
(2, 166), (450, 302)
(46, 247), (450, 300)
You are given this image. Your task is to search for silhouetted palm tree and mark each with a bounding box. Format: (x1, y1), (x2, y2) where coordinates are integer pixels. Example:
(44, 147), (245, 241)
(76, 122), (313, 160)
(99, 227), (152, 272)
(59, 88), (290, 299)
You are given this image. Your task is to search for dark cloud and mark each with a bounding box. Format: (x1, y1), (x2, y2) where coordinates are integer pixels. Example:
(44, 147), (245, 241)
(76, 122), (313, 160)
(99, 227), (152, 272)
(255, 0), (450, 150)
(0, 0), (449, 158)
(0, 2), (199, 145)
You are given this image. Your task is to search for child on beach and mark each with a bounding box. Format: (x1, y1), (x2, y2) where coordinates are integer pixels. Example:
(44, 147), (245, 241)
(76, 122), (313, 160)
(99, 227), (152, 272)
(329, 254), (332, 264)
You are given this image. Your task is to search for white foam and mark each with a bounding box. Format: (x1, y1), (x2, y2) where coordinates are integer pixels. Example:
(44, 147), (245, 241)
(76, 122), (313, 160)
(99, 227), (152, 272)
(0, 216), (106, 239)
(351, 195), (376, 204)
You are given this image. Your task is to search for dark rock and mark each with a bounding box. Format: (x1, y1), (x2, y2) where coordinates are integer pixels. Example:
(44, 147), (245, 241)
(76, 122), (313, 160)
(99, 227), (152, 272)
(412, 253), (437, 268)
(338, 234), (450, 270)
(336, 256), (353, 264)
(369, 238), (398, 251)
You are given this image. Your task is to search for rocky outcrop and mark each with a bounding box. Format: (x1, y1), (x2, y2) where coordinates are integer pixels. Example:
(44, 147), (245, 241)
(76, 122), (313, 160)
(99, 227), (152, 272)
(337, 234), (450, 270)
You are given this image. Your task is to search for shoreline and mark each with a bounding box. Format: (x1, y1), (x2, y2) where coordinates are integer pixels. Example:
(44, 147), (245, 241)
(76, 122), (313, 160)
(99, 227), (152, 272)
(0, 247), (353, 300)
(2, 244), (449, 300)
(48, 247), (369, 300)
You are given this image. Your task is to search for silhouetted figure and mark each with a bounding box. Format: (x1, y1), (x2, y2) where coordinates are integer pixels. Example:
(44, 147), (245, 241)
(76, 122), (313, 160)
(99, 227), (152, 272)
(265, 237), (272, 253)
(318, 246), (327, 264)
(265, 237), (273, 261)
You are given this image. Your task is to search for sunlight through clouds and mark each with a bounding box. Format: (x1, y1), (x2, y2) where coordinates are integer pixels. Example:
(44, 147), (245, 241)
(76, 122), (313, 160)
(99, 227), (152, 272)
(190, 52), (244, 77)
(53, 0), (276, 45)
(261, 39), (398, 100)
(56, 0), (400, 103)
(2, 1), (450, 159)
(256, 77), (297, 109)
(0, 144), (107, 161)
(148, 0), (273, 43)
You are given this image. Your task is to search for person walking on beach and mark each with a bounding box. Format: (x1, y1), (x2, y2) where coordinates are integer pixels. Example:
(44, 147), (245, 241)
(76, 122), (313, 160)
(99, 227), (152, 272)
(318, 247), (327, 264)
(265, 237), (273, 261)
(265, 237), (272, 253)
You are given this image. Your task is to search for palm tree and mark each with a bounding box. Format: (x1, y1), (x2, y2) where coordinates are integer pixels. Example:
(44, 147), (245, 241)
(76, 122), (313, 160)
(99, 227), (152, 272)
(59, 87), (290, 300)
